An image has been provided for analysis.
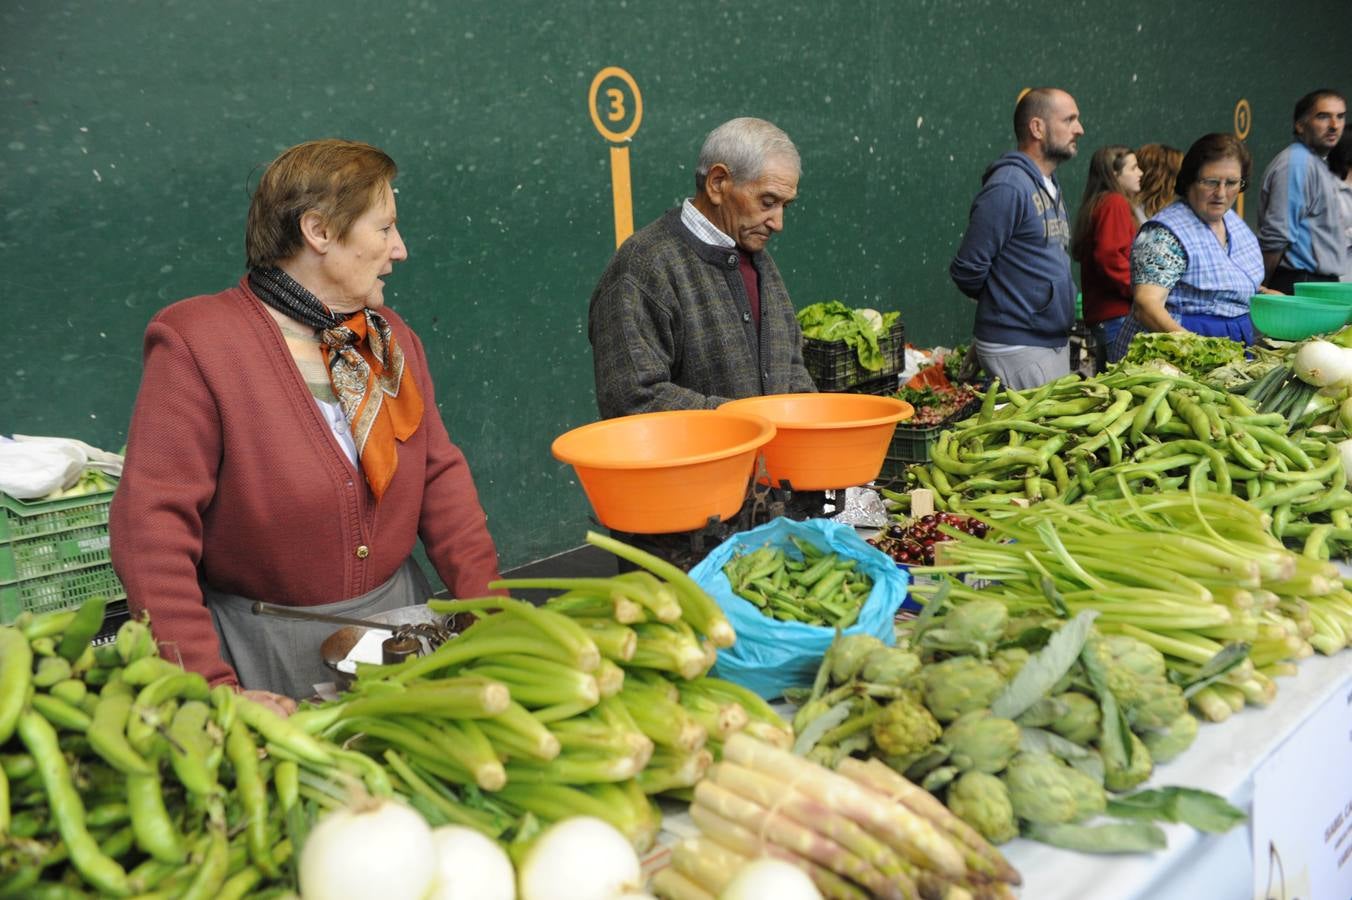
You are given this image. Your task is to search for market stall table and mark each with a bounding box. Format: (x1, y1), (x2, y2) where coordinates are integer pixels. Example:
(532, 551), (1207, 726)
(1000, 649), (1352, 900)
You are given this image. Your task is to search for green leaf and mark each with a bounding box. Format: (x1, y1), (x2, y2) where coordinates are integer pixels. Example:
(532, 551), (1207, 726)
(1105, 787), (1247, 834)
(1019, 726), (1104, 783)
(911, 577), (951, 632)
(1170, 642), (1251, 699)
(991, 610), (1098, 720)
(791, 699), (854, 756)
(1023, 821), (1168, 854)
(997, 626), (1055, 652)
(1079, 637), (1134, 770)
(1039, 575), (1070, 617)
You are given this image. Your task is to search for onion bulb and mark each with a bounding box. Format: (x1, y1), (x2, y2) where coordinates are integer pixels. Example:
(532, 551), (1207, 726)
(720, 858), (823, 899)
(426, 825), (516, 900)
(1293, 340), (1352, 388)
(299, 795), (436, 900)
(1337, 440), (1352, 483)
(518, 816), (642, 900)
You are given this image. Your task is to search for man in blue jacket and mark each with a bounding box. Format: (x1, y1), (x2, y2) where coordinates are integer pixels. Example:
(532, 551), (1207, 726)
(950, 87), (1083, 389)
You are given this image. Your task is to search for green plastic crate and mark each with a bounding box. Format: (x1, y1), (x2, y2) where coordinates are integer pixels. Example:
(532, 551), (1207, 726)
(876, 397), (983, 480)
(0, 488), (125, 623)
(0, 566), (125, 623)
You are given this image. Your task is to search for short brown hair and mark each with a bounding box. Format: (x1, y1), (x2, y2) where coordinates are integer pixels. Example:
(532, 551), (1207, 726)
(1175, 133), (1251, 197)
(1014, 88), (1061, 142)
(245, 139), (397, 268)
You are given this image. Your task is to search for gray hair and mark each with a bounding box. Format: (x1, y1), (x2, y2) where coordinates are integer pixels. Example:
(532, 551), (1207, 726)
(694, 117), (800, 192)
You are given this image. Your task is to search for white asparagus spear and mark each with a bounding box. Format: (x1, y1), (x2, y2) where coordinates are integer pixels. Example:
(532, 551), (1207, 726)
(720, 732), (966, 880)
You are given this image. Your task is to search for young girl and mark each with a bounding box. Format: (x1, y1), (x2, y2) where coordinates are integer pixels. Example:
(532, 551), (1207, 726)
(1071, 145), (1143, 371)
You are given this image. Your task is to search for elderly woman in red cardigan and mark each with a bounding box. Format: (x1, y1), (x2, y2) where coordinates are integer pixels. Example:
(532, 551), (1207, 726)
(111, 139), (502, 710)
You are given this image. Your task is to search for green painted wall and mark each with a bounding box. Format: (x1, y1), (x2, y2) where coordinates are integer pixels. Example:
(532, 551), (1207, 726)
(3, 0), (1349, 572)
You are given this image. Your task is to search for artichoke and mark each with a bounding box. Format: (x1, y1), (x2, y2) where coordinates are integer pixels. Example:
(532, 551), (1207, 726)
(1014, 695), (1070, 729)
(991, 647), (1030, 682)
(1085, 635), (1187, 732)
(921, 656), (1005, 723)
(1103, 730), (1154, 793)
(871, 695), (944, 758)
(827, 633), (887, 683)
(919, 599), (1009, 658)
(943, 710), (1021, 774)
(1048, 691), (1101, 746)
(1001, 752), (1084, 825)
(1142, 712), (1199, 764)
(859, 646), (923, 685)
(947, 771), (1019, 844)
(1063, 764), (1107, 820)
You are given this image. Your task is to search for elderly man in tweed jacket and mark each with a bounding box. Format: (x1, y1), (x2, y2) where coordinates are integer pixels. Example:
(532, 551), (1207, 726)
(589, 117), (816, 419)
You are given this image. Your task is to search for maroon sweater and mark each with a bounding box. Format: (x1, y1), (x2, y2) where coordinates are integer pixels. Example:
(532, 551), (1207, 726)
(1078, 192), (1138, 325)
(110, 278), (501, 686)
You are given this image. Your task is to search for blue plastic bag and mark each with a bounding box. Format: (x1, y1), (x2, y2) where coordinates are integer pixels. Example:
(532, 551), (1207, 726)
(689, 516), (911, 700)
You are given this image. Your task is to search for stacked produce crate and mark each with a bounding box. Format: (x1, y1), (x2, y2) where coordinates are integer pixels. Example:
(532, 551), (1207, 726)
(0, 489), (125, 628)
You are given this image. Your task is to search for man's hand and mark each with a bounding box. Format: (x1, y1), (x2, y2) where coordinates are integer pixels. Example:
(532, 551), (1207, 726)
(240, 689), (298, 717)
(1256, 285), (1284, 295)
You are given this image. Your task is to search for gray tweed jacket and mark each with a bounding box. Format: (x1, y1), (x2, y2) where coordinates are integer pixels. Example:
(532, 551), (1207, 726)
(588, 208), (815, 419)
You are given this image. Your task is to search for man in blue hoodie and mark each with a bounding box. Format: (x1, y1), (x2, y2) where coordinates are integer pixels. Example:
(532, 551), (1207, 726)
(950, 87), (1083, 389)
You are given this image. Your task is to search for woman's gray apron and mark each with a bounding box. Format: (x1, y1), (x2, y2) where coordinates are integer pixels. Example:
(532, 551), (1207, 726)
(207, 559), (432, 698)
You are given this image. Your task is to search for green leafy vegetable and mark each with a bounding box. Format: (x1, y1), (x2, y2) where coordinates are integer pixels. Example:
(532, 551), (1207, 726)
(1120, 332), (1245, 377)
(1018, 727), (1105, 783)
(1169, 642), (1251, 699)
(991, 610), (1098, 721)
(1105, 787), (1247, 833)
(797, 301), (901, 371)
(1023, 821), (1168, 853)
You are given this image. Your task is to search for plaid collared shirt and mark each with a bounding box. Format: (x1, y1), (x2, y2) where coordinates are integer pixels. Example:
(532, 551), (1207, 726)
(681, 198), (735, 249)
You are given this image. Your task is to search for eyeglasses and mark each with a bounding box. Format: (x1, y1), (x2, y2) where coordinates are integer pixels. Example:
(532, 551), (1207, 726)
(1197, 177), (1247, 193)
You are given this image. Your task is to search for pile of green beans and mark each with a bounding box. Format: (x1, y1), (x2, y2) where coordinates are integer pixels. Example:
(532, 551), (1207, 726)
(721, 537), (874, 627)
(0, 598), (404, 899)
(890, 370), (1352, 557)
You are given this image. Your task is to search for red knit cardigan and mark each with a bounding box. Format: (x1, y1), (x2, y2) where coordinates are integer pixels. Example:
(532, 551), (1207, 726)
(110, 278), (501, 686)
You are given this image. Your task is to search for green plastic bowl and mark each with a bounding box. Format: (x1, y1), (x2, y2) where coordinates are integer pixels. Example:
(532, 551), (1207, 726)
(1293, 282), (1352, 303)
(1250, 293), (1352, 340)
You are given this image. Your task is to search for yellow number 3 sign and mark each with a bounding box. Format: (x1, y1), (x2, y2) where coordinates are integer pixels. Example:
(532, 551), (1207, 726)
(588, 66), (643, 247)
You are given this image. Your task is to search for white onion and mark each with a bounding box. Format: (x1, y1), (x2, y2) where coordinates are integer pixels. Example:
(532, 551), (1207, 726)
(1293, 340), (1352, 388)
(299, 795), (437, 900)
(426, 825), (517, 900)
(720, 858), (823, 900)
(1337, 440), (1352, 483)
(518, 816), (642, 900)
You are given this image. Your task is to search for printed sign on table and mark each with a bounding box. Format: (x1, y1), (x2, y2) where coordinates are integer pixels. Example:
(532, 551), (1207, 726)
(1252, 678), (1352, 900)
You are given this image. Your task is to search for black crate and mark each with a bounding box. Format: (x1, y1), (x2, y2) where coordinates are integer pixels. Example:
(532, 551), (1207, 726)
(825, 372), (900, 396)
(876, 396), (984, 480)
(803, 319), (906, 392)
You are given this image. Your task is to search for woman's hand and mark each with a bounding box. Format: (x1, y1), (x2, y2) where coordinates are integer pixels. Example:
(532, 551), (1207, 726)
(1256, 285), (1284, 295)
(240, 689), (298, 717)
(1131, 283), (1184, 333)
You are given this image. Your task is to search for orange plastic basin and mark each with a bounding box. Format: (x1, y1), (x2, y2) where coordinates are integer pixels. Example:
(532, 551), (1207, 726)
(551, 410), (777, 534)
(718, 393), (914, 490)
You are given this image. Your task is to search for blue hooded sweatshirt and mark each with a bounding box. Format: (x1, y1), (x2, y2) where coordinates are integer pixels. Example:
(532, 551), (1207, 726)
(950, 151), (1077, 348)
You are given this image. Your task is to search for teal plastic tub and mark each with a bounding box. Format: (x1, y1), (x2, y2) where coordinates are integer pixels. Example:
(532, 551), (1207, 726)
(1250, 293), (1351, 340)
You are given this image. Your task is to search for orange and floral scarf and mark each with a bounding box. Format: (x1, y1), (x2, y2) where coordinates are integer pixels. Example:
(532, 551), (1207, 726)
(249, 267), (423, 501)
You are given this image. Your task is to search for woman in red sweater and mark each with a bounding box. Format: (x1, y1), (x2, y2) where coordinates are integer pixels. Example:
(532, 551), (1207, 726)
(1071, 145), (1144, 372)
(111, 140), (502, 708)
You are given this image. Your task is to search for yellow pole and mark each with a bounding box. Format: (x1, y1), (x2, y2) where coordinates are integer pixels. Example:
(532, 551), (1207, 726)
(610, 145), (634, 248)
